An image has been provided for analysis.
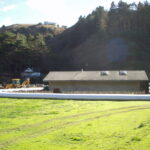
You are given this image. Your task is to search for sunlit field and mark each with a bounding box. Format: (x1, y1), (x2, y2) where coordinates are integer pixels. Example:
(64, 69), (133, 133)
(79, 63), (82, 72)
(0, 98), (150, 150)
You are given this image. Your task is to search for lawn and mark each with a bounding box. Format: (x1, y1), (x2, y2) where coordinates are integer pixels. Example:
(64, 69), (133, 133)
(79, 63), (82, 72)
(0, 98), (150, 150)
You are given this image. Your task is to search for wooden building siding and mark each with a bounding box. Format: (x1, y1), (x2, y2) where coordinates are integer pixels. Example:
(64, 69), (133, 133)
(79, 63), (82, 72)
(48, 81), (142, 94)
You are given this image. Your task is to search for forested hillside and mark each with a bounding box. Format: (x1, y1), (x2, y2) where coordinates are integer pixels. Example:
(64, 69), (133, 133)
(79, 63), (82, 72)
(50, 1), (150, 71)
(0, 1), (150, 79)
(0, 24), (65, 78)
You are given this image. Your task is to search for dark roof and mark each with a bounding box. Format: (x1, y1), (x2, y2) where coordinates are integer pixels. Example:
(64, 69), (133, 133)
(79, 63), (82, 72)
(43, 71), (149, 82)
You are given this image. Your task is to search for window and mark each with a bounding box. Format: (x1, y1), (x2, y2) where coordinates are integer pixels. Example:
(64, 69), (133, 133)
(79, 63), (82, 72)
(119, 71), (127, 75)
(53, 88), (61, 93)
(101, 71), (109, 76)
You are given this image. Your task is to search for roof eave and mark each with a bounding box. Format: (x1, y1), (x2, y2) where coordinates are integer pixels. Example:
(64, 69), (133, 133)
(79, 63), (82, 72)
(44, 79), (149, 82)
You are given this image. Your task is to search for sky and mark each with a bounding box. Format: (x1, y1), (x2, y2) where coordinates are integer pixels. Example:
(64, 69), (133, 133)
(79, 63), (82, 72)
(0, 0), (148, 27)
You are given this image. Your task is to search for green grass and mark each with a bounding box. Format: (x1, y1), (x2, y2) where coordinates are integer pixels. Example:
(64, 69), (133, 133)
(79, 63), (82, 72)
(0, 98), (150, 150)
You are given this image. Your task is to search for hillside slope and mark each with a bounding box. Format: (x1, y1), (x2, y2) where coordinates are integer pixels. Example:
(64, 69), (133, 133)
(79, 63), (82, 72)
(48, 1), (150, 71)
(0, 1), (150, 80)
(0, 24), (65, 36)
(0, 24), (66, 80)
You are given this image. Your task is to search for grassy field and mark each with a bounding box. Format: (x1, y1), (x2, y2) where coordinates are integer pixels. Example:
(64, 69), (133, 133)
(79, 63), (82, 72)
(0, 98), (150, 150)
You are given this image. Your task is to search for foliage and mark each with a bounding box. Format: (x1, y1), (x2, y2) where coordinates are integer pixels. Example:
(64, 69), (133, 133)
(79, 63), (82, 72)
(46, 1), (150, 71)
(1, 1), (150, 77)
(0, 25), (65, 78)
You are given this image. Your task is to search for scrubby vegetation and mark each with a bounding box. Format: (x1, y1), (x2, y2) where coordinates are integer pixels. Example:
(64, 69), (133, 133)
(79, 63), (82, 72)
(0, 24), (65, 79)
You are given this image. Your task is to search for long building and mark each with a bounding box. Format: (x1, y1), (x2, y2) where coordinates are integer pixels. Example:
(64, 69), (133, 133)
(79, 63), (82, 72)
(43, 70), (149, 94)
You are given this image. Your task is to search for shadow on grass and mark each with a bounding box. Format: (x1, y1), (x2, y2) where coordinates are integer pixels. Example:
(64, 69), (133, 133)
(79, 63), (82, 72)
(1, 97), (150, 102)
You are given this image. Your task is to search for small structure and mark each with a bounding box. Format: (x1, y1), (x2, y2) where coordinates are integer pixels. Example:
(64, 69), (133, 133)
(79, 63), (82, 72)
(44, 21), (56, 26)
(21, 68), (41, 79)
(25, 68), (33, 73)
(43, 71), (149, 94)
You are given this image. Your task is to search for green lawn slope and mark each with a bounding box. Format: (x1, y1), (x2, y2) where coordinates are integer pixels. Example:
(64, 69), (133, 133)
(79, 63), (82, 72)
(0, 98), (150, 150)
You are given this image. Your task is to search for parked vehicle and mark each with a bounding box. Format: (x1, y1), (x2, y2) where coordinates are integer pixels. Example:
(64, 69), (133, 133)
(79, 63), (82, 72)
(3, 78), (30, 89)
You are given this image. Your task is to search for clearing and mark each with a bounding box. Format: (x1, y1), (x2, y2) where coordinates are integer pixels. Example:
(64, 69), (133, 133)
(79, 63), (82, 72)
(0, 98), (150, 150)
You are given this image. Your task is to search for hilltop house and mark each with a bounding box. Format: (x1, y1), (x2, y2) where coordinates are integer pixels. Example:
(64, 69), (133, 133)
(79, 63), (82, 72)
(21, 68), (41, 79)
(43, 71), (149, 94)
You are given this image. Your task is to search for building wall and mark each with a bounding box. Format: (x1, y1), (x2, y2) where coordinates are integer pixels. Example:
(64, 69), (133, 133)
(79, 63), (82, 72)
(48, 81), (142, 93)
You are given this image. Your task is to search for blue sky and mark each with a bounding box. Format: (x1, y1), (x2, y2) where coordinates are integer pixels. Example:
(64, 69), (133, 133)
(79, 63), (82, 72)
(0, 0), (148, 27)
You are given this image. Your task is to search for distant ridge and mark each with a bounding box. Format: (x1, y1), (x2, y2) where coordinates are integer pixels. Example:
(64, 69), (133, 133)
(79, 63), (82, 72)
(0, 23), (65, 35)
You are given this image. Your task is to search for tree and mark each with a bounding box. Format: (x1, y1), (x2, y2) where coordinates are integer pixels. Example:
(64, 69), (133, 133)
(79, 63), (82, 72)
(16, 33), (28, 50)
(129, 2), (137, 10)
(118, 1), (130, 12)
(110, 1), (116, 11)
(94, 6), (108, 33)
